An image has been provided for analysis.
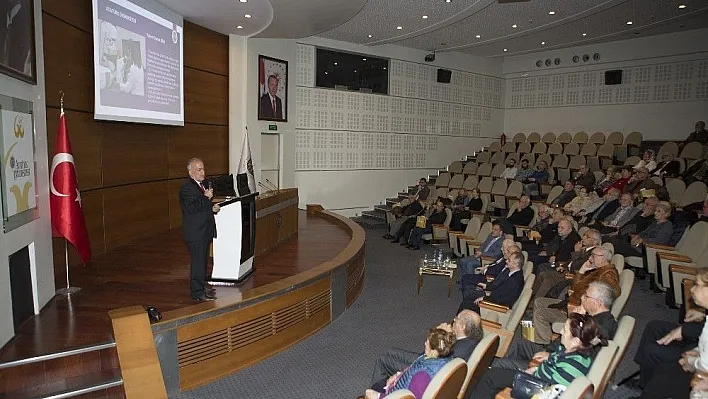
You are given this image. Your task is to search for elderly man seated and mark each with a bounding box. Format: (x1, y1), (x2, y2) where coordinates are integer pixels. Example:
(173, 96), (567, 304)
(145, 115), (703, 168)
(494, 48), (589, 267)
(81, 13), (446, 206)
(458, 252), (525, 314)
(533, 228), (602, 298)
(458, 221), (504, 276)
(462, 238), (520, 286)
(522, 161), (550, 197)
(590, 193), (638, 235)
(609, 201), (674, 258)
(580, 188), (621, 226)
(498, 195), (534, 236)
(574, 164), (596, 188)
(611, 196), (658, 239)
(528, 218), (580, 271)
(493, 280), (618, 371)
(551, 180), (577, 208)
(623, 167), (658, 197)
(521, 207), (565, 253)
(531, 246), (620, 344)
(367, 309), (484, 392)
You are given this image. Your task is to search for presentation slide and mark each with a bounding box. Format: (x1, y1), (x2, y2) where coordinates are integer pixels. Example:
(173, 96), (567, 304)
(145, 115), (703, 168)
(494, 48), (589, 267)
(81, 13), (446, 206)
(92, 0), (184, 126)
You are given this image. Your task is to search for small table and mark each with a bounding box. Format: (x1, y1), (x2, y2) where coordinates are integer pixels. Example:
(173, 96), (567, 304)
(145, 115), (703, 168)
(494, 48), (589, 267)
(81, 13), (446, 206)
(417, 259), (456, 297)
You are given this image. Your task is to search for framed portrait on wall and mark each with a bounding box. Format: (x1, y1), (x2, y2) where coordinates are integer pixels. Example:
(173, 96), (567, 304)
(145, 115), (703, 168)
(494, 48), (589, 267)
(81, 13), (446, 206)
(0, 0), (37, 84)
(258, 55), (287, 122)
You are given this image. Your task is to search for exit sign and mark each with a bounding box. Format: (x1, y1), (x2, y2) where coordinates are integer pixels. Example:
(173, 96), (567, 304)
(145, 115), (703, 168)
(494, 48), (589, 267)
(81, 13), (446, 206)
(268, 124), (278, 131)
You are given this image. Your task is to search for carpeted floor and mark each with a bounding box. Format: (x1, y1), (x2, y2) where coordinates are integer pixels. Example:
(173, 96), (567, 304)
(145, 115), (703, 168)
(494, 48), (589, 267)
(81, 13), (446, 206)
(172, 226), (679, 399)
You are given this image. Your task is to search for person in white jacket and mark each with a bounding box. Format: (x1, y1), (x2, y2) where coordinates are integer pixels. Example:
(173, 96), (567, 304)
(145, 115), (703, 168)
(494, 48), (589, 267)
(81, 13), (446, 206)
(499, 159), (518, 180)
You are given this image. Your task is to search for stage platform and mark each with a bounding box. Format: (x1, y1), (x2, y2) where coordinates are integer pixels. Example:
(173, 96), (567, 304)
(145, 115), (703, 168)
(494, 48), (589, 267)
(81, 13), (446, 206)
(0, 207), (366, 381)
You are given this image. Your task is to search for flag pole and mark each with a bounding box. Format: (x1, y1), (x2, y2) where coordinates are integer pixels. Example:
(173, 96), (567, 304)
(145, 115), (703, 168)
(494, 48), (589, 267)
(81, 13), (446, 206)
(55, 91), (81, 296)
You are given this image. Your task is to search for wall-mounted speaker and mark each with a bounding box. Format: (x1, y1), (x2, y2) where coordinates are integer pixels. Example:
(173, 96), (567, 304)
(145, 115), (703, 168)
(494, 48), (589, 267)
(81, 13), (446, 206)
(605, 70), (623, 85)
(437, 68), (452, 83)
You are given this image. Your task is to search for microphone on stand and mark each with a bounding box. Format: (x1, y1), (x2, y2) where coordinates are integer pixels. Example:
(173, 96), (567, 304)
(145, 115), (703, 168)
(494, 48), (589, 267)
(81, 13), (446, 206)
(265, 179), (279, 192)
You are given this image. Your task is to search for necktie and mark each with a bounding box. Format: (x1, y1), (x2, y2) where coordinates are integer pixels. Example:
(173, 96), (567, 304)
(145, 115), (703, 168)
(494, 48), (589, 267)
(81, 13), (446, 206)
(199, 182), (205, 193)
(611, 207), (628, 225)
(272, 99), (276, 114)
(484, 236), (499, 252)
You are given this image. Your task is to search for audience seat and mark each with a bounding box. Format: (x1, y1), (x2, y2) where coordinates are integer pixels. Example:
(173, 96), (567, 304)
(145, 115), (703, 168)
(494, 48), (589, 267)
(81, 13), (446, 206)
(490, 178), (509, 210)
(657, 142), (679, 161)
(580, 143), (597, 157)
(482, 280), (534, 357)
(678, 181), (707, 209)
(436, 172), (451, 188)
(556, 132), (572, 144)
(489, 142), (502, 153)
(552, 154), (570, 183)
(666, 249), (708, 307)
(611, 269), (635, 318)
(502, 142), (516, 154)
(490, 152), (506, 166)
(463, 175), (478, 191)
(513, 133), (526, 144)
(423, 208), (453, 243)
(421, 358), (467, 399)
(589, 132), (606, 145)
(386, 390), (415, 399)
(564, 142), (580, 156)
(505, 153), (519, 165)
(463, 162), (478, 176)
(463, 221), (493, 256)
(527, 132), (541, 143)
(679, 141), (703, 160)
(449, 218), (482, 257)
(542, 132), (557, 144)
(623, 156), (641, 167)
(587, 342), (619, 399)
(479, 274), (535, 328)
(477, 163), (493, 177)
(665, 178), (686, 206)
(449, 174), (465, 190)
(548, 142), (564, 156)
(477, 152), (491, 164)
(596, 143), (615, 170)
(606, 131), (624, 146)
(517, 142), (532, 155)
(491, 163), (506, 178)
(572, 131), (589, 145)
(568, 155), (586, 173)
(604, 316), (636, 393)
(457, 334), (500, 399)
(648, 221), (707, 291)
(532, 142), (548, 154)
(546, 185), (563, 204)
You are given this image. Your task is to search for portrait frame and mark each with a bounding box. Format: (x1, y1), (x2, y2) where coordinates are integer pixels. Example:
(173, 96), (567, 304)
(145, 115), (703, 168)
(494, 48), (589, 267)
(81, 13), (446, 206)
(257, 55), (288, 122)
(0, 0), (37, 85)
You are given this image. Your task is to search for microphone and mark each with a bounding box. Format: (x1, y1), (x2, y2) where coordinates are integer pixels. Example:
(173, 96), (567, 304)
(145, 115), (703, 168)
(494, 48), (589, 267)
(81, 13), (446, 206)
(265, 179), (279, 191)
(257, 182), (272, 192)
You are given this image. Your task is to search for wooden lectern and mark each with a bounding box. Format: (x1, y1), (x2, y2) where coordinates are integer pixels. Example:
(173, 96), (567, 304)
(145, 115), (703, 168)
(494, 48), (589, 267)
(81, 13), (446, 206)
(210, 193), (258, 283)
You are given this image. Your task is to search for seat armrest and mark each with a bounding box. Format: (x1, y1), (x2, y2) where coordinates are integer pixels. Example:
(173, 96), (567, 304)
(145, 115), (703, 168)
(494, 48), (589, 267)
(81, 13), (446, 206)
(465, 240), (481, 245)
(515, 225), (532, 231)
(448, 230), (464, 235)
(481, 319), (503, 329)
(479, 301), (510, 313)
(645, 243), (676, 251)
(459, 235), (476, 240)
(669, 264), (699, 276)
(432, 224), (448, 228)
(659, 253), (693, 262)
(481, 255), (496, 262)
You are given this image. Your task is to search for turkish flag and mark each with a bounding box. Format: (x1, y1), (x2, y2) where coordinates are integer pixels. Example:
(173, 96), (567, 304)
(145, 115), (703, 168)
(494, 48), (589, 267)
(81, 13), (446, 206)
(50, 111), (92, 265)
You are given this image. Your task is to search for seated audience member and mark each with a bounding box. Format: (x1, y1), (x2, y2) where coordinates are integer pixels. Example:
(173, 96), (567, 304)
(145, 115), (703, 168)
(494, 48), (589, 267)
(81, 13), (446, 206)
(523, 161), (550, 196)
(581, 188), (621, 226)
(462, 239), (520, 286)
(682, 120), (708, 146)
(458, 221), (504, 276)
(529, 204), (552, 234)
(532, 246), (620, 344)
(388, 201), (426, 243)
(525, 207), (565, 249)
(612, 196), (658, 238)
(364, 328), (455, 399)
(593, 167), (617, 194)
(551, 180), (578, 208)
(469, 313), (607, 399)
(500, 159), (518, 179)
(573, 189), (604, 219)
(458, 252), (525, 314)
(496, 281), (617, 371)
(623, 167), (657, 197)
(682, 158), (708, 186)
(533, 229), (601, 298)
(651, 153), (681, 178)
(529, 218), (580, 269)
(641, 267), (708, 399)
(368, 310), (484, 393)
(407, 200), (448, 250)
(449, 188), (471, 231)
(591, 193), (638, 235)
(633, 150), (657, 172)
(605, 166), (632, 194)
(684, 199), (708, 224)
(384, 181), (428, 239)
(564, 186), (591, 215)
(515, 158), (535, 181)
(574, 164), (596, 188)
(609, 201), (673, 258)
(412, 178), (430, 202)
(499, 195), (534, 235)
(467, 188), (484, 212)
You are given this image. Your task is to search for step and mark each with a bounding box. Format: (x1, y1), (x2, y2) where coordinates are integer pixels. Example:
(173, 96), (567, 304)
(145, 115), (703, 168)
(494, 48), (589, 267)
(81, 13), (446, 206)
(373, 204), (390, 212)
(361, 210), (386, 221)
(0, 342), (122, 399)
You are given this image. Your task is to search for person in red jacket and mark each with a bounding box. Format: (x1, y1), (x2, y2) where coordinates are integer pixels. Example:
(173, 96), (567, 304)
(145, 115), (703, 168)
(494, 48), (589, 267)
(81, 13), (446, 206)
(604, 167), (631, 194)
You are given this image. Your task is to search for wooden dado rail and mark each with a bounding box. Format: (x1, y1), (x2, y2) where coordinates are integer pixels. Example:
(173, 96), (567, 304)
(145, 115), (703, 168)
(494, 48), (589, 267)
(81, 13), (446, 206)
(109, 204), (366, 396)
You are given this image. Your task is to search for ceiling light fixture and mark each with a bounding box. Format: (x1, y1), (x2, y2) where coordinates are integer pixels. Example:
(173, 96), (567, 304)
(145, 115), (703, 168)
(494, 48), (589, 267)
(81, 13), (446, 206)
(582, 33), (587, 36)
(445, 0), (451, 3)
(396, 26), (403, 30)
(334, 62), (338, 65)
(626, 21), (633, 25)
(239, 0), (247, 2)
(383, 67), (387, 70)
(679, 4), (686, 8)
(548, 11), (555, 15)
(475, 34), (481, 38)
(367, 34), (372, 38)
(362, 58), (367, 61)
(512, 24), (517, 28)
(237, 25), (243, 29)
(245, 14), (251, 18)
(503, 48), (508, 52)
(541, 41), (546, 45)
(422, 15), (428, 19)
(324, 72), (328, 75)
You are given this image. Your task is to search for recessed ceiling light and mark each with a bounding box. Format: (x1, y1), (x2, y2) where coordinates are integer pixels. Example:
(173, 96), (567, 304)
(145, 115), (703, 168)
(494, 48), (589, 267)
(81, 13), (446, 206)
(396, 26), (403, 30)
(445, 0), (451, 2)
(383, 67), (387, 70)
(422, 15), (428, 19)
(512, 24), (517, 28)
(354, 70), (357, 73)
(582, 33), (587, 36)
(475, 34), (481, 38)
(245, 14), (251, 18)
(362, 58), (367, 61)
(626, 21), (633, 25)
(679, 4), (686, 8)
(324, 72), (328, 75)
(334, 62), (338, 65)
(239, 0), (247, 2)
(503, 48), (508, 52)
(367, 34), (372, 38)
(541, 41), (546, 45)
(237, 25), (243, 29)
(548, 11), (555, 15)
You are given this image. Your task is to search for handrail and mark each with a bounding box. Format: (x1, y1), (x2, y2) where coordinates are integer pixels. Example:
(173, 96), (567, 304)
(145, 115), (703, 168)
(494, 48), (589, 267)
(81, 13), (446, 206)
(42, 378), (123, 399)
(0, 341), (115, 369)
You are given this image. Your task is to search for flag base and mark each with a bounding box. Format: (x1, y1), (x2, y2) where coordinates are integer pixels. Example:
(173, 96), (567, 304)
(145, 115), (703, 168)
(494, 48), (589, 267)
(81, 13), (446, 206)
(56, 286), (81, 295)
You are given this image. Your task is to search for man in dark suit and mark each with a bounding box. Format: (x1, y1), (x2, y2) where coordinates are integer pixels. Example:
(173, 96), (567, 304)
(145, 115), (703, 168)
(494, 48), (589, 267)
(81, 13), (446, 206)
(180, 158), (220, 301)
(462, 238), (518, 286)
(260, 74), (283, 119)
(368, 309), (484, 390)
(459, 252), (525, 314)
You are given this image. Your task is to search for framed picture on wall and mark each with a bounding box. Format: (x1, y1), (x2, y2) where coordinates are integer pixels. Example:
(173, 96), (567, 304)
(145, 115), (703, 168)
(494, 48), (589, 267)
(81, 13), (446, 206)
(0, 0), (37, 84)
(258, 55), (287, 122)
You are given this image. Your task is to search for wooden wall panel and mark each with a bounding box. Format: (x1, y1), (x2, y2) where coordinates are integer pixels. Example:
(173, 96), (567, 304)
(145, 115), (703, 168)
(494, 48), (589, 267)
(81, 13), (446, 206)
(42, 0), (92, 33)
(46, 108), (103, 190)
(167, 180), (183, 229)
(42, 13), (93, 111)
(184, 69), (229, 126)
(102, 182), (170, 250)
(102, 124), (170, 185)
(183, 22), (228, 76)
(82, 190), (108, 255)
(167, 125), (229, 179)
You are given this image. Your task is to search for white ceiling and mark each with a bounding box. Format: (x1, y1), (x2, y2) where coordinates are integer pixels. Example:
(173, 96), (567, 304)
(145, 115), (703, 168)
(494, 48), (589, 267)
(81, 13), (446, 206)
(156, 0), (708, 58)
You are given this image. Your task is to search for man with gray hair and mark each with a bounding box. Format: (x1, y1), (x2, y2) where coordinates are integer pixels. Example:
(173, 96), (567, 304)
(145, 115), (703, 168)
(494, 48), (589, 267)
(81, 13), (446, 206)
(494, 280), (618, 371)
(179, 158), (221, 301)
